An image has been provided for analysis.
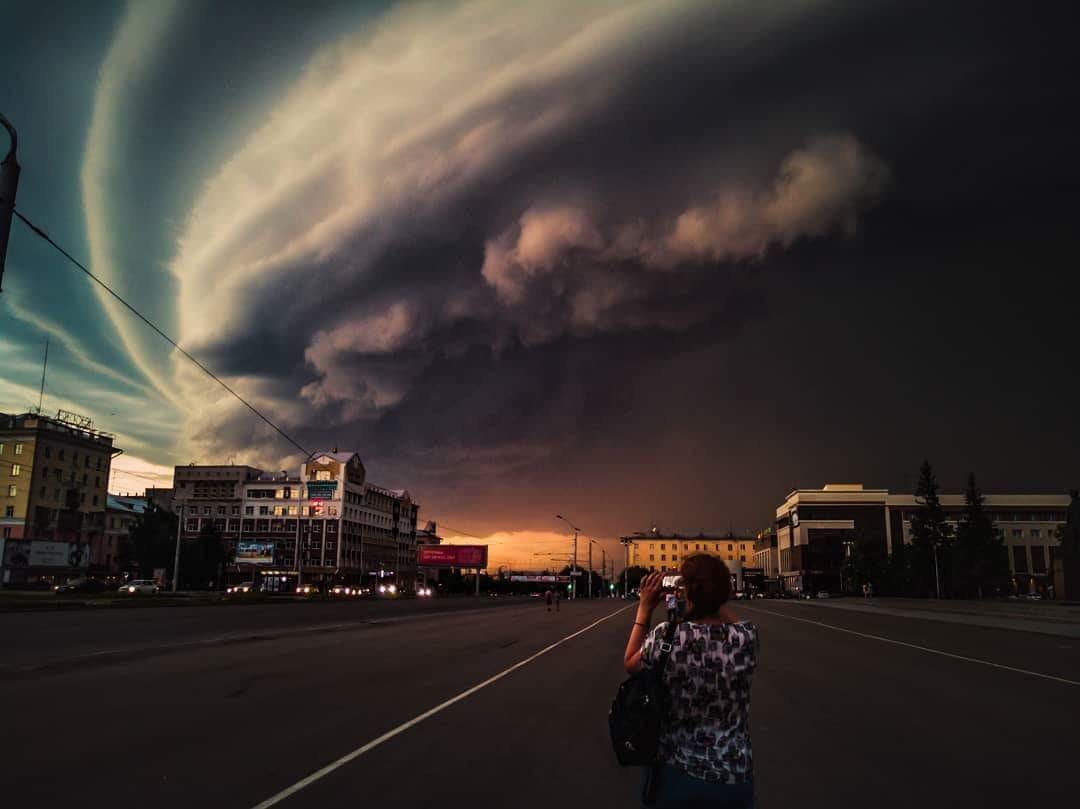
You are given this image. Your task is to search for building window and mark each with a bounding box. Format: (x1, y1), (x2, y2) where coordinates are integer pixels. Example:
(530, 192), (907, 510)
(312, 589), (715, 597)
(232, 506), (239, 515)
(740, 555), (746, 562)
(1012, 546), (1028, 574)
(14, 443), (23, 455)
(1031, 546), (1047, 574)
(7, 485), (15, 497)
(660, 554), (666, 561)
(95, 477), (100, 488)
(92, 495), (99, 506)
(259, 506), (270, 516)
(4, 506), (12, 517)
(44, 445), (51, 458)
(728, 544), (734, 551)
(217, 506), (226, 515)
(1030, 529), (1041, 539)
(58, 449), (65, 460)
(11, 464), (20, 477)
(2, 527), (10, 539)
(245, 506), (254, 516)
(316, 470), (331, 481)
(1011, 529), (1022, 538)
(660, 543), (666, 550)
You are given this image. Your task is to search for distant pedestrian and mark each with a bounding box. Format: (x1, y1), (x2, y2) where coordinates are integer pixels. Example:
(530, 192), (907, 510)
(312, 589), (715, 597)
(545, 589), (553, 612)
(862, 583), (869, 600)
(623, 557), (757, 807)
(665, 590), (678, 624)
(866, 582), (873, 600)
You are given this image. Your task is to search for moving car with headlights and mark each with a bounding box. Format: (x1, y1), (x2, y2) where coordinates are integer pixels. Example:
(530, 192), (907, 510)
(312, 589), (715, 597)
(120, 580), (159, 595)
(417, 586), (434, 597)
(329, 584), (356, 596)
(53, 578), (107, 594)
(376, 583), (398, 597)
(296, 583), (320, 595)
(225, 582), (254, 595)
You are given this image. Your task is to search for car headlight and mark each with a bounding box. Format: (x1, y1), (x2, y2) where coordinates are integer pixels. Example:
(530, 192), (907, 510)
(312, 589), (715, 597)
(388, 585), (397, 594)
(128, 587), (136, 593)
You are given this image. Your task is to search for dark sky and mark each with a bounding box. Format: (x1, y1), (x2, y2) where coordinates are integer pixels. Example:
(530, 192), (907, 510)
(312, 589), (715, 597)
(2, 0), (1076, 558)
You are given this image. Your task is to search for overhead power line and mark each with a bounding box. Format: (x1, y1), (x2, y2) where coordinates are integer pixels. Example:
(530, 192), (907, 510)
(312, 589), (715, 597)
(12, 209), (311, 458)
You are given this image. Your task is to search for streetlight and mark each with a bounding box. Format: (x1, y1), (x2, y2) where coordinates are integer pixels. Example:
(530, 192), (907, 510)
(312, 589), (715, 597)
(0, 113), (20, 292)
(584, 537), (604, 599)
(555, 514), (580, 599)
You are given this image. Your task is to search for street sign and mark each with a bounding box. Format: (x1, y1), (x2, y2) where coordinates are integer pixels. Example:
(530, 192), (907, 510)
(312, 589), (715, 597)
(509, 575), (571, 583)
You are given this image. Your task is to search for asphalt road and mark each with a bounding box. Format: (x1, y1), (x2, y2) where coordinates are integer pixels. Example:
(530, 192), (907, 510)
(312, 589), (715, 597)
(2, 598), (1078, 808)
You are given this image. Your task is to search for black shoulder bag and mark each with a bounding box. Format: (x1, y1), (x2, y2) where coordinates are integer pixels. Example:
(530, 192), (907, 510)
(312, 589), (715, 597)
(608, 620), (679, 767)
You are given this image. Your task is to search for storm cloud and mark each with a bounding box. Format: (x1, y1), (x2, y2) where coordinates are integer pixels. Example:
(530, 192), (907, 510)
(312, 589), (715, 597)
(5, 0), (1073, 542)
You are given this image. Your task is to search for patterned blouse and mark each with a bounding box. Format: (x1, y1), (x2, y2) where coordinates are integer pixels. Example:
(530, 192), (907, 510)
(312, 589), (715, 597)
(642, 620), (758, 784)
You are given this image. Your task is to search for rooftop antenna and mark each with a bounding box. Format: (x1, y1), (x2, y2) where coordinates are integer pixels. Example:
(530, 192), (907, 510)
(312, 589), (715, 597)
(36, 337), (48, 413)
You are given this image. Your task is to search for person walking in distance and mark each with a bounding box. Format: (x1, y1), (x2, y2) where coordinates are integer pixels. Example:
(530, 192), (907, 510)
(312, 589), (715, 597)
(665, 589), (678, 624)
(545, 588), (553, 612)
(623, 556), (758, 808)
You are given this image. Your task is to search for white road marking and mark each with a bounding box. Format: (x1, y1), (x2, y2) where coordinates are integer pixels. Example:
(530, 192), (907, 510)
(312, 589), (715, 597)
(249, 604), (634, 808)
(742, 605), (1080, 687)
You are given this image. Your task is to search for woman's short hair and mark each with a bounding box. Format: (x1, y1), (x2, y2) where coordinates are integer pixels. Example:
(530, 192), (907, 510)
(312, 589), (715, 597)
(679, 553), (732, 620)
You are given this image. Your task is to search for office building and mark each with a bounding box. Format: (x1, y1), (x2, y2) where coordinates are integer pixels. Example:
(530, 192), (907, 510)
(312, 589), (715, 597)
(1, 410), (119, 584)
(170, 452), (419, 590)
(775, 484), (1070, 595)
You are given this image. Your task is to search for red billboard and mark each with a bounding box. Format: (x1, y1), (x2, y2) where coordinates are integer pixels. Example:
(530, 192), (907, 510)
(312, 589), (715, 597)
(417, 545), (488, 568)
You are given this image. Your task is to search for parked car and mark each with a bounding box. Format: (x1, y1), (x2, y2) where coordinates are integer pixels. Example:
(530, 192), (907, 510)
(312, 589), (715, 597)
(329, 584), (355, 596)
(376, 583), (398, 596)
(295, 583), (320, 595)
(53, 578), (107, 594)
(119, 580), (159, 595)
(225, 582), (254, 595)
(816, 591), (831, 599)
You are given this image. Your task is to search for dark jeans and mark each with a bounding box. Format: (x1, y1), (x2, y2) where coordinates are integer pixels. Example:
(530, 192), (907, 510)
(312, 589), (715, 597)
(641, 765), (753, 808)
(667, 608), (678, 624)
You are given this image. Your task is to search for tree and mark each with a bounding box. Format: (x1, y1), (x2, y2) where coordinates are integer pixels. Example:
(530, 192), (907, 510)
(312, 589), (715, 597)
(623, 565), (650, 592)
(179, 523), (226, 590)
(953, 473), (1009, 597)
(123, 505), (178, 579)
(909, 460), (954, 597)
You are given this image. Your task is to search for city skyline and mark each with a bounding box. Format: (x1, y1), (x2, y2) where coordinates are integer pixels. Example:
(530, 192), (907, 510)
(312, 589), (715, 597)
(2, 0), (1076, 563)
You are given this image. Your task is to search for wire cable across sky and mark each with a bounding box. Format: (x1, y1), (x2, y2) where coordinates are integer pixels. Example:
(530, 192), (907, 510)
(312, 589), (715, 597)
(12, 209), (311, 458)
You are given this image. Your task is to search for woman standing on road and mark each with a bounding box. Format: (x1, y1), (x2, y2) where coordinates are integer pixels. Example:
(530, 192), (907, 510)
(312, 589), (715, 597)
(623, 556), (758, 808)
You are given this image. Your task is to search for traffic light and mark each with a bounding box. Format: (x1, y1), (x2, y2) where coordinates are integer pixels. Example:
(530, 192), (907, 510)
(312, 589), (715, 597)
(609, 582), (615, 591)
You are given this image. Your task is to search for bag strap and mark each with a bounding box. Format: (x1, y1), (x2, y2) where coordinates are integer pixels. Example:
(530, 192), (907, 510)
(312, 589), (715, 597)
(654, 619), (679, 672)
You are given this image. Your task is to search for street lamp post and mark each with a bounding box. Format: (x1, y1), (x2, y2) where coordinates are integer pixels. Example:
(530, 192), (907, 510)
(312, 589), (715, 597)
(171, 502), (184, 592)
(555, 514), (580, 599)
(0, 112), (20, 292)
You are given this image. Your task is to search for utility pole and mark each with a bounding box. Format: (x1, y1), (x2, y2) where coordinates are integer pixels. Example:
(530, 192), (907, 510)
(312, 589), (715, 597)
(601, 545), (606, 596)
(588, 540), (593, 599)
(555, 514), (582, 600)
(933, 543), (941, 599)
(172, 502), (184, 592)
(0, 113), (19, 293)
(294, 483), (302, 590)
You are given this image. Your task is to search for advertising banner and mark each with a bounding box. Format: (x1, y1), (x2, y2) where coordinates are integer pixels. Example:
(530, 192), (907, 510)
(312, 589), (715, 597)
(417, 545), (488, 568)
(235, 541), (274, 566)
(509, 575), (571, 583)
(28, 541), (88, 568)
(305, 481), (338, 500)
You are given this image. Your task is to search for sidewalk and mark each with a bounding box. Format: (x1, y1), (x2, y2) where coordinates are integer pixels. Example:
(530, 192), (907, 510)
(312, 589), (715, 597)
(796, 597), (1080, 638)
